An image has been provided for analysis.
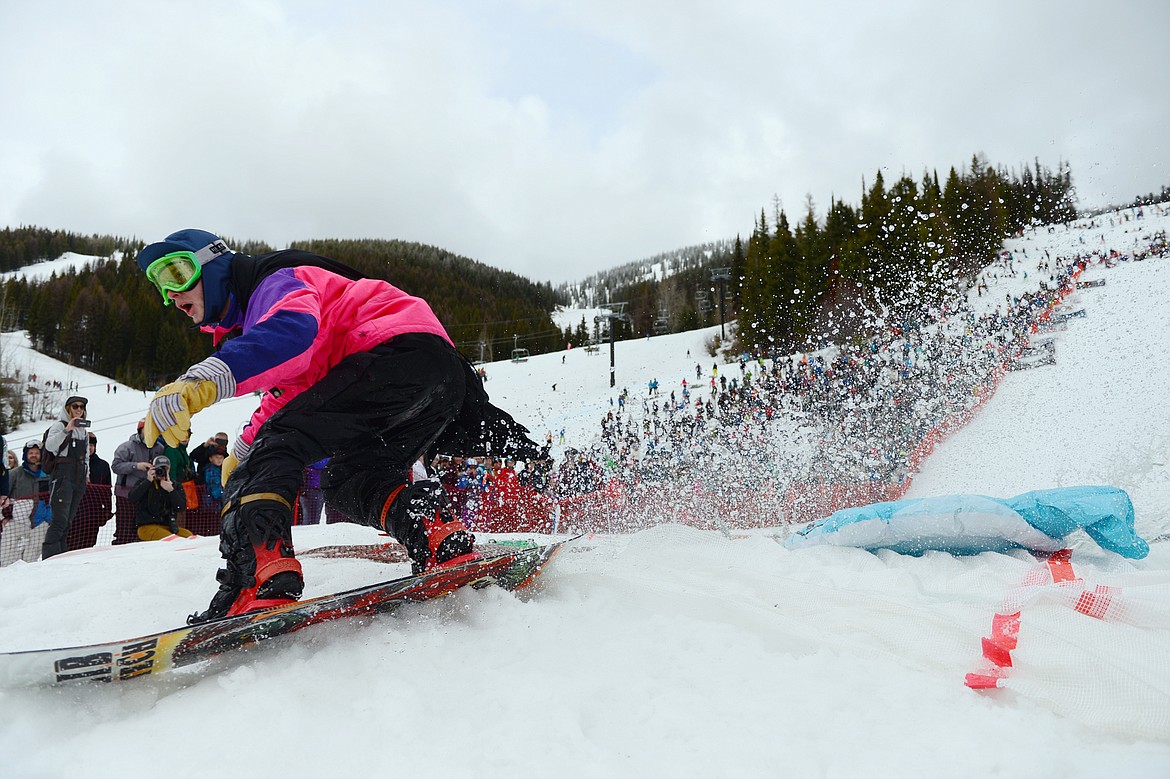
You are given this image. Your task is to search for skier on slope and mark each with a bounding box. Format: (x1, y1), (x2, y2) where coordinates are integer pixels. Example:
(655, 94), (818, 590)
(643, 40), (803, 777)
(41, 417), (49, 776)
(137, 229), (541, 624)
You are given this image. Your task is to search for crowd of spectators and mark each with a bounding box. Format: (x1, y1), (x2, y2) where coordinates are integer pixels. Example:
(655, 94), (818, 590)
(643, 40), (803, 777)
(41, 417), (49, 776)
(534, 215), (1170, 525)
(0, 416), (234, 564)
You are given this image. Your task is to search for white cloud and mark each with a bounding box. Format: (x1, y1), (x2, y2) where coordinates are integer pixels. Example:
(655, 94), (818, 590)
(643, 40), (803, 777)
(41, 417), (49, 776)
(1, 0), (1167, 283)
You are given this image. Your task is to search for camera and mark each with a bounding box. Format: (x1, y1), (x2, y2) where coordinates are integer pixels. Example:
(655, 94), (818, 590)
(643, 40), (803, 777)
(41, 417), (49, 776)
(74, 419), (91, 428)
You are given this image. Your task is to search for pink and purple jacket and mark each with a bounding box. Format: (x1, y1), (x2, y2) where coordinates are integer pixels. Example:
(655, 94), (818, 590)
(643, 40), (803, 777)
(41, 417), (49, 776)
(180, 262), (452, 460)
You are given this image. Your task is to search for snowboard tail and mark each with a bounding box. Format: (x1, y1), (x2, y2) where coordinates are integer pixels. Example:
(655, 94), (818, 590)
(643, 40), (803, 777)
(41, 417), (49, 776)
(3, 536), (575, 687)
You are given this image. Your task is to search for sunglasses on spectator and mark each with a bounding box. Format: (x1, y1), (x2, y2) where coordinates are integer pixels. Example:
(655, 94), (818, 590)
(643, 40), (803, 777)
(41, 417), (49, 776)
(69, 403), (86, 410)
(24, 441), (40, 448)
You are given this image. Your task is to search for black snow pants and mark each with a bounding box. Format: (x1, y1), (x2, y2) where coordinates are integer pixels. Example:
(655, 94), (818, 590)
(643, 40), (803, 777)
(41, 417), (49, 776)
(43, 477), (84, 559)
(216, 333), (537, 586)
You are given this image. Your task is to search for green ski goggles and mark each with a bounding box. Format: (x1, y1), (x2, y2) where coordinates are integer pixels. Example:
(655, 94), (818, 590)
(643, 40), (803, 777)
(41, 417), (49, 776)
(142, 237), (231, 303)
(145, 251), (203, 304)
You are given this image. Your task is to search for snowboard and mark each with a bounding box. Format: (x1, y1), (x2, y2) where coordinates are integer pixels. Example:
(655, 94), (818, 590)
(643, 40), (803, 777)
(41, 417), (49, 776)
(0, 536), (576, 687)
(300, 537), (543, 564)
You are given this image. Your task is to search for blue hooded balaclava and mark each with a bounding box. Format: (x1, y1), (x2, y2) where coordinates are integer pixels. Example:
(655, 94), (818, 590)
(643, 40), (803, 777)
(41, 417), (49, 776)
(136, 228), (235, 326)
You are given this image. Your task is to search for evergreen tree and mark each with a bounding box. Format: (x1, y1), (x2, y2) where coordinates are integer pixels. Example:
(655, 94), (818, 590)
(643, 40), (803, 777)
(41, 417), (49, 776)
(736, 154), (1080, 352)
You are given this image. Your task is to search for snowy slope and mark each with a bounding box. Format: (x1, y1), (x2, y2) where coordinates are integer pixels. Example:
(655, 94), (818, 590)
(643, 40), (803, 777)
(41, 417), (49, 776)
(907, 215), (1170, 542)
(0, 251), (115, 283)
(0, 210), (1168, 778)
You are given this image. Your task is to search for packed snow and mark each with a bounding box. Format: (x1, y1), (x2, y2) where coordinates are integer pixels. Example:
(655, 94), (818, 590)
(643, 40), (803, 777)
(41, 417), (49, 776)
(0, 209), (1168, 778)
(0, 251), (113, 283)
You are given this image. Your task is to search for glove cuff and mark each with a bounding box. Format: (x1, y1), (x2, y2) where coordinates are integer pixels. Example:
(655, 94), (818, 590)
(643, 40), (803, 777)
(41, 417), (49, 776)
(179, 356), (237, 400)
(231, 437), (252, 462)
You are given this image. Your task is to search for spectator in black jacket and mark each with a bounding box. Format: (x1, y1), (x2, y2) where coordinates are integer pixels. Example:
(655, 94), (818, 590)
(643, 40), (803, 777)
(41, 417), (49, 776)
(111, 419), (166, 544)
(88, 433), (112, 486)
(130, 456), (191, 541)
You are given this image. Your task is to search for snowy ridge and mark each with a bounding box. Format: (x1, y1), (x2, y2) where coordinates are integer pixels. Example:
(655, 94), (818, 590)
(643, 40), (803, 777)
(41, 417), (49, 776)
(556, 239), (734, 309)
(0, 250), (116, 283)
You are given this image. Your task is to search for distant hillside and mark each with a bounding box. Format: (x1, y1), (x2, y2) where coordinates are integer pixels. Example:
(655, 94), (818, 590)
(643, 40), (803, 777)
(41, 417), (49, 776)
(558, 240), (737, 305)
(0, 227), (138, 272)
(556, 240), (739, 339)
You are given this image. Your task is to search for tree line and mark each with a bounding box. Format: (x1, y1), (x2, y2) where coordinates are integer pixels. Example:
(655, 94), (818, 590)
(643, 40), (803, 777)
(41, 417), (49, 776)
(0, 152), (1082, 397)
(0, 228), (133, 274)
(595, 154), (1076, 351)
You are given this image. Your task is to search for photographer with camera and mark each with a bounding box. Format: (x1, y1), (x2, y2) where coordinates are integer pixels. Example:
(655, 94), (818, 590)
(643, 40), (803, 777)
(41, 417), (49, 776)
(129, 456), (192, 541)
(41, 395), (91, 559)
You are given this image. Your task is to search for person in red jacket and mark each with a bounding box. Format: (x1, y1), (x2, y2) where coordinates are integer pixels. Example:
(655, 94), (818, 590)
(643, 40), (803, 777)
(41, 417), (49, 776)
(138, 229), (540, 623)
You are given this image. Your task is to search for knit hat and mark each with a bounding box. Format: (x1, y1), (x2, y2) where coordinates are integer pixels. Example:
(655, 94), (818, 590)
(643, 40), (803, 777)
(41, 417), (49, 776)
(64, 395), (88, 408)
(136, 228), (235, 326)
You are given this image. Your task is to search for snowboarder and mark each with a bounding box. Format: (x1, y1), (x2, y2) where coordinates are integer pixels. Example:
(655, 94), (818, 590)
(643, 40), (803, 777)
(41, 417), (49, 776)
(137, 229), (541, 624)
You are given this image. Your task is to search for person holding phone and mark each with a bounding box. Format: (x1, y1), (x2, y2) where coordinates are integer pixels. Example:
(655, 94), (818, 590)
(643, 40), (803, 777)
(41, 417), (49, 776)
(41, 395), (91, 558)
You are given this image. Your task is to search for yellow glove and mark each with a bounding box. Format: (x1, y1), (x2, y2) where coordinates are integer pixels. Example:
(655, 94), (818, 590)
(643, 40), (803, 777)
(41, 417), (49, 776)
(221, 453), (239, 488)
(144, 379), (219, 448)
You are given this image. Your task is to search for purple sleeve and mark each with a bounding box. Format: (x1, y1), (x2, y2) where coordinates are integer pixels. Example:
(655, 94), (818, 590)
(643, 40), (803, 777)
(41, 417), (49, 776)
(212, 270), (320, 391)
(214, 310), (318, 388)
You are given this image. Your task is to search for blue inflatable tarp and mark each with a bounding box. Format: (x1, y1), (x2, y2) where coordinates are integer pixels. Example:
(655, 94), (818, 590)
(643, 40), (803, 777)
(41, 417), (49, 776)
(785, 486), (1149, 559)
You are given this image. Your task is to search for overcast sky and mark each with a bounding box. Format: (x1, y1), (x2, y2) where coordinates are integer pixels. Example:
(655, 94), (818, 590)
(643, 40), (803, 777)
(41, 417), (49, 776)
(1, 1), (1166, 284)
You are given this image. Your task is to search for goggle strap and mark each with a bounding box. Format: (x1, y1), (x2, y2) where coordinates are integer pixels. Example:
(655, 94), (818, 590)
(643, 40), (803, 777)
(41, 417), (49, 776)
(192, 239), (232, 266)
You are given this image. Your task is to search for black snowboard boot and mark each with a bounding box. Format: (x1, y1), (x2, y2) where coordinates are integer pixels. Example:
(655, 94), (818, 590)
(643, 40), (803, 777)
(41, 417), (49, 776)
(379, 479), (475, 574)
